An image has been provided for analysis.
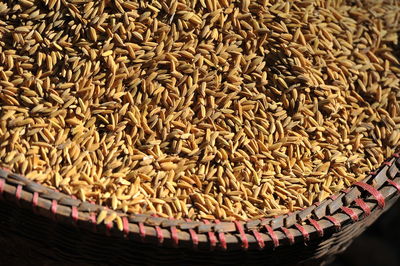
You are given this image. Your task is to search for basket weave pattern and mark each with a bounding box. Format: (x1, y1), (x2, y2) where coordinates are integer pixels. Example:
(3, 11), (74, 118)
(0, 154), (400, 264)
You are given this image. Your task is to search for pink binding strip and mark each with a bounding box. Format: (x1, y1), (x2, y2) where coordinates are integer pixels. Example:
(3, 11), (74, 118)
(294, 224), (310, 242)
(153, 215), (164, 245)
(233, 221), (249, 250)
(170, 225), (179, 247)
(106, 222), (113, 236)
(265, 225), (279, 248)
(308, 219), (323, 237)
(51, 200), (58, 220)
(215, 220), (227, 250)
(252, 230), (265, 249)
(354, 182), (385, 208)
(168, 218), (179, 247)
(155, 225), (164, 245)
(185, 219), (199, 249)
(122, 217), (130, 237)
(71, 206), (79, 223)
(203, 220), (217, 249)
(32, 192), (39, 207)
(70, 196), (78, 223)
(0, 178), (5, 199)
(281, 227), (294, 245)
(90, 212), (97, 232)
(325, 216), (341, 231)
(384, 161), (393, 166)
(15, 184), (22, 202)
(32, 192), (39, 214)
(354, 198), (371, 216)
(330, 194), (338, 200)
(341, 206), (358, 222)
(139, 222), (146, 241)
(387, 179), (400, 193)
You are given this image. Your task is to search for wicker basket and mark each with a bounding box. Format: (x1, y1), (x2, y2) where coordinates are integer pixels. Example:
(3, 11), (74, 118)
(1, 154), (400, 265)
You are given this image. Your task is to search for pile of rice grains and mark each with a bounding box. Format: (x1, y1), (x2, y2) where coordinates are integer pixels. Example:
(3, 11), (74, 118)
(0, 0), (399, 223)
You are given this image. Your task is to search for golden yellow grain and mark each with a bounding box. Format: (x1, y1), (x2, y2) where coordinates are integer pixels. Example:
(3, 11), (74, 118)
(0, 0), (399, 222)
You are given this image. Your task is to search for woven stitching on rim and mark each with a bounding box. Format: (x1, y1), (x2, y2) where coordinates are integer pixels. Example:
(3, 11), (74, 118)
(265, 225), (279, 248)
(325, 216), (341, 231)
(203, 220), (217, 249)
(340, 207), (358, 222)
(215, 220), (227, 250)
(354, 182), (385, 208)
(387, 179), (400, 193)
(354, 199), (371, 216)
(308, 219), (323, 237)
(0, 178), (4, 199)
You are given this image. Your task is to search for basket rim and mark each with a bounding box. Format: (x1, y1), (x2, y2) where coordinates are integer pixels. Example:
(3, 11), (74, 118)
(0, 153), (399, 251)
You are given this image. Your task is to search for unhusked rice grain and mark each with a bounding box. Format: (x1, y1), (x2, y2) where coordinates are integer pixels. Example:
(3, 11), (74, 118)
(0, 0), (399, 221)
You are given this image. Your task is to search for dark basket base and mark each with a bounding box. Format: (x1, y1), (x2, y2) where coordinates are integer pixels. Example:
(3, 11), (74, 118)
(1, 196), (397, 266)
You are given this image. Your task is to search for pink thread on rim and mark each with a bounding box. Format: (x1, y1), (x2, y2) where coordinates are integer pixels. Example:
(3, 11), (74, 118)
(170, 225), (179, 247)
(354, 182), (385, 208)
(215, 220), (227, 250)
(330, 194), (338, 200)
(155, 225), (164, 245)
(51, 200), (58, 220)
(70, 196), (78, 223)
(122, 217), (130, 237)
(71, 206), (78, 223)
(89, 201), (97, 232)
(341, 207), (358, 222)
(0, 178), (4, 199)
(106, 222), (113, 236)
(233, 221), (249, 250)
(139, 222), (146, 241)
(387, 179), (400, 193)
(185, 219), (199, 249)
(384, 161), (393, 166)
(281, 227), (294, 245)
(32, 192), (39, 214)
(325, 216), (341, 231)
(90, 212), (97, 232)
(152, 215), (164, 245)
(308, 219), (323, 237)
(168, 217), (179, 247)
(265, 225), (279, 248)
(203, 220), (217, 249)
(15, 184), (22, 202)
(294, 224), (310, 242)
(354, 198), (371, 216)
(252, 230), (265, 249)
